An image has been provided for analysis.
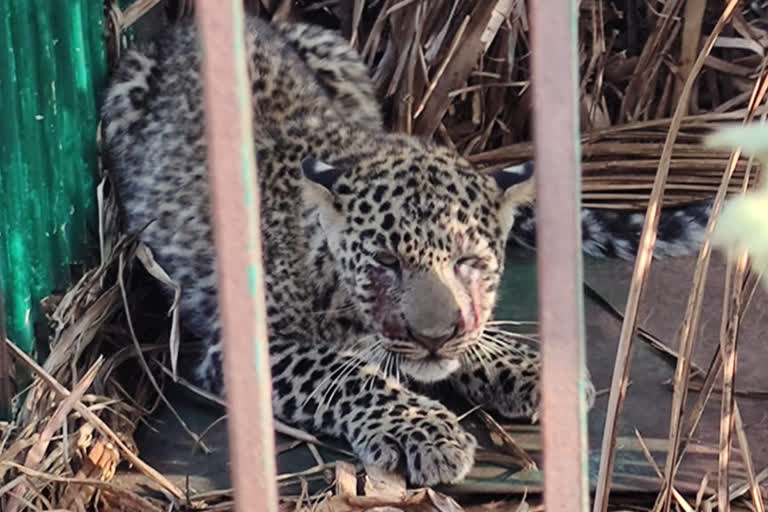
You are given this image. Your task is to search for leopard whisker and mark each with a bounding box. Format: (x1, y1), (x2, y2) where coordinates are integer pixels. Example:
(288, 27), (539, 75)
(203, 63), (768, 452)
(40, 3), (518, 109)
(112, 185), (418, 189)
(341, 333), (379, 352)
(440, 337), (465, 353)
(479, 337), (515, 353)
(372, 347), (395, 389)
(320, 351), (373, 409)
(309, 354), (363, 406)
(384, 351), (395, 380)
(309, 348), (366, 394)
(310, 341), (380, 407)
(476, 338), (499, 360)
(478, 336), (509, 356)
(381, 352), (391, 380)
(358, 344), (384, 394)
(386, 347), (424, 358)
(486, 320), (538, 326)
(461, 346), (474, 368)
(481, 335), (539, 357)
(485, 333), (540, 346)
(480, 335), (541, 366)
(483, 328), (540, 343)
(364, 346), (389, 392)
(385, 342), (422, 355)
(483, 326), (538, 338)
(482, 337), (539, 354)
(466, 343), (481, 366)
(340, 335), (394, 360)
(439, 342), (471, 359)
(386, 351), (398, 382)
(469, 344), (493, 379)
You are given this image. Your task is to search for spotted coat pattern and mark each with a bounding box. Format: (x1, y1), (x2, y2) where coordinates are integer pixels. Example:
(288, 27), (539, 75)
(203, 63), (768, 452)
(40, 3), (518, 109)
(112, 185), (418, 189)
(102, 17), (595, 486)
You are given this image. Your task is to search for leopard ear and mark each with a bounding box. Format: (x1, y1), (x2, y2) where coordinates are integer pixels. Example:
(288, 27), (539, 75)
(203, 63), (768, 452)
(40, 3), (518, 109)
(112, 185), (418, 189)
(489, 161), (536, 233)
(302, 157), (344, 193)
(300, 157), (345, 228)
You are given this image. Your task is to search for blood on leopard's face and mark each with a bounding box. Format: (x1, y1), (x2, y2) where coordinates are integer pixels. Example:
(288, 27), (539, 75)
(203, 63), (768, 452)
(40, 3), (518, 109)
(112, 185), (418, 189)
(323, 164), (512, 382)
(368, 265), (404, 339)
(354, 253), (500, 383)
(302, 141), (533, 376)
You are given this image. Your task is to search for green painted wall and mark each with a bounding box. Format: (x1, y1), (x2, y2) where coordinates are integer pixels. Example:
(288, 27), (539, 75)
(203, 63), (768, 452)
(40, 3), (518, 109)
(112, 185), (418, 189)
(0, 1), (106, 353)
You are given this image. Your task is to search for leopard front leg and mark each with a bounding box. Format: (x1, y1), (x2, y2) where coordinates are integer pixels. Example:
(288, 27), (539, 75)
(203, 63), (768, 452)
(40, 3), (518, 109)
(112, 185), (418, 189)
(450, 338), (595, 422)
(269, 339), (477, 487)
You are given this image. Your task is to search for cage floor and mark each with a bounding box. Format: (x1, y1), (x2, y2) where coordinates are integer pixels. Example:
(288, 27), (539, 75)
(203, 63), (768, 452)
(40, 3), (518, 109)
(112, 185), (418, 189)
(114, 247), (768, 500)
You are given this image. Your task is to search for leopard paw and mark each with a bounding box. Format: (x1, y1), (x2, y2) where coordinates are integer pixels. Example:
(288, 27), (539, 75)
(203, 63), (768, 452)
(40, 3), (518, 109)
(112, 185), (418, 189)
(451, 348), (542, 421)
(347, 396), (477, 486)
(462, 358), (596, 422)
(398, 409), (477, 486)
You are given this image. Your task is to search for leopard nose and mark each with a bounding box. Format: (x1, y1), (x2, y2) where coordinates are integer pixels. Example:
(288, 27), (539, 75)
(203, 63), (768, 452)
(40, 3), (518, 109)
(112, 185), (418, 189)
(407, 324), (459, 352)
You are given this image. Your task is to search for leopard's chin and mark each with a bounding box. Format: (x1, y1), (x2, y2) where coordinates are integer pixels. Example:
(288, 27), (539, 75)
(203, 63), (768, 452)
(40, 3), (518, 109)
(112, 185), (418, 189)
(399, 357), (460, 383)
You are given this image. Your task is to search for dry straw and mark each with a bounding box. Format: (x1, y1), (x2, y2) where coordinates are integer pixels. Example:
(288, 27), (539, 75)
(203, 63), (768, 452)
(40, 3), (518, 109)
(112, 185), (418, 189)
(2, 0), (768, 511)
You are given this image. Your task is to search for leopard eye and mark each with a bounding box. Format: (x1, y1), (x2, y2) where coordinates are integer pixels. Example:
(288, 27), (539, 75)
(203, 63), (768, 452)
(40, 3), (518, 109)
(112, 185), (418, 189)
(373, 251), (400, 269)
(456, 255), (482, 268)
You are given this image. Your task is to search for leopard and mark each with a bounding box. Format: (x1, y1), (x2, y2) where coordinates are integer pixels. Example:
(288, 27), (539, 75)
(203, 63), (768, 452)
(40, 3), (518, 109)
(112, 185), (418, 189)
(100, 15), (710, 486)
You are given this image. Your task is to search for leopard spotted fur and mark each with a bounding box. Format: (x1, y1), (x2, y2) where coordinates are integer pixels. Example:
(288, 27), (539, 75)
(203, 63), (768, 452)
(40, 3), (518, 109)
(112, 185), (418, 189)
(101, 16), (712, 486)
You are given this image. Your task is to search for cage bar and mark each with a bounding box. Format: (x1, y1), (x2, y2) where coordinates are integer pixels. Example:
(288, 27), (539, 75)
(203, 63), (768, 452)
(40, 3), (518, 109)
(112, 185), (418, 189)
(194, 4), (279, 512)
(530, 0), (591, 510)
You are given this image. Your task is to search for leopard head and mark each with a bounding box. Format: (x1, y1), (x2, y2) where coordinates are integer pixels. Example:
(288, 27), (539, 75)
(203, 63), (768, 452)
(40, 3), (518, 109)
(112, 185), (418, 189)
(301, 138), (534, 382)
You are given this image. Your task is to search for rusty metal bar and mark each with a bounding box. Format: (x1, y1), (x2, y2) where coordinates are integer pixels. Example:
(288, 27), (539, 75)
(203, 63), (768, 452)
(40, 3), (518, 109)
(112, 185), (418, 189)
(530, 0), (590, 511)
(194, 4), (279, 512)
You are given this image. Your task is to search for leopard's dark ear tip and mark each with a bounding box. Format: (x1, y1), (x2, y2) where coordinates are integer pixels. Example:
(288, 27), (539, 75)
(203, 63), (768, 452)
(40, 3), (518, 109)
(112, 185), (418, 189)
(490, 160), (534, 191)
(301, 157), (344, 192)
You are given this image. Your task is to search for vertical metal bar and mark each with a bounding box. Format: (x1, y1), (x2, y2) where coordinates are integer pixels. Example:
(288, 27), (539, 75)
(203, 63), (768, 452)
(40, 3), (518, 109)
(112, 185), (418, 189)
(530, 0), (590, 511)
(194, 4), (279, 512)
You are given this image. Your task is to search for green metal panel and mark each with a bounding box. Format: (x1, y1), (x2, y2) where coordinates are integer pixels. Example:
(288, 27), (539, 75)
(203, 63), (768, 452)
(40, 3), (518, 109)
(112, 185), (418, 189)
(0, 1), (106, 353)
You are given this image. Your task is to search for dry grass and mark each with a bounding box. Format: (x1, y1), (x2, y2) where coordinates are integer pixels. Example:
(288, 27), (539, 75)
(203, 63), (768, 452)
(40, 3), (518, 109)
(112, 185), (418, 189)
(0, 176), (182, 510)
(2, 0), (768, 510)
(285, 0), (765, 211)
